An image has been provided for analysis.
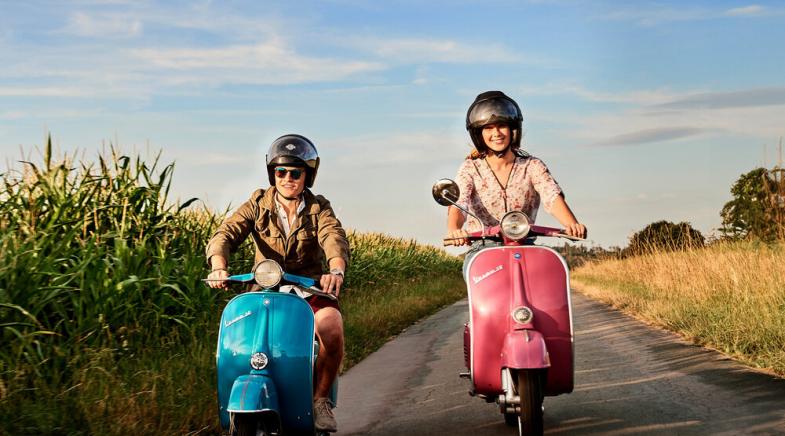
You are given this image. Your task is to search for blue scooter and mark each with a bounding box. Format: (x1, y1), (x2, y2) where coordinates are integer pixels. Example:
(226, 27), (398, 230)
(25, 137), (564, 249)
(205, 259), (338, 435)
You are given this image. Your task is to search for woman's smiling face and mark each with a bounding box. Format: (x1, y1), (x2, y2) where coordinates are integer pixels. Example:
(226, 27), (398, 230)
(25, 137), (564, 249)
(482, 123), (511, 152)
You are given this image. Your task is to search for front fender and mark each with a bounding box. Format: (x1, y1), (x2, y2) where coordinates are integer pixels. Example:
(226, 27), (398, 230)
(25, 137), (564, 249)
(227, 374), (280, 413)
(500, 330), (550, 369)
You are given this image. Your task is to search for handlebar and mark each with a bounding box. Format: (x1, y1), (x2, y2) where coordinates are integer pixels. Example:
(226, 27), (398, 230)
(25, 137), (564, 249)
(203, 273), (339, 301)
(442, 227), (585, 246)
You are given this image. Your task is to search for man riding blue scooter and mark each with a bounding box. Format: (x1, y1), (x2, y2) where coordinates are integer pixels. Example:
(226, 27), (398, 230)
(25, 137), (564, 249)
(205, 134), (350, 433)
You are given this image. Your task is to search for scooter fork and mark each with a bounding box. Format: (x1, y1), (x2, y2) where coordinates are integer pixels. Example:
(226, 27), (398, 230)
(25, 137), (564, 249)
(498, 368), (520, 415)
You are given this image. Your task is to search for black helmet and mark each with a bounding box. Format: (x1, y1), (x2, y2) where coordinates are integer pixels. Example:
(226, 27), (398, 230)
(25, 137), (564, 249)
(465, 90), (523, 154)
(266, 134), (320, 188)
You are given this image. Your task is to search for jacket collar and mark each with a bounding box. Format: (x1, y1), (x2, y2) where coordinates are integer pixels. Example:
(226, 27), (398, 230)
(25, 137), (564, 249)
(260, 187), (322, 216)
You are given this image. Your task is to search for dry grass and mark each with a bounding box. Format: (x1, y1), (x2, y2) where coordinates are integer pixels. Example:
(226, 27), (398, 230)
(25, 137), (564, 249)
(572, 240), (785, 376)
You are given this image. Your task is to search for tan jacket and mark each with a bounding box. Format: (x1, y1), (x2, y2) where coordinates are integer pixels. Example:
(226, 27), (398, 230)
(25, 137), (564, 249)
(205, 187), (350, 279)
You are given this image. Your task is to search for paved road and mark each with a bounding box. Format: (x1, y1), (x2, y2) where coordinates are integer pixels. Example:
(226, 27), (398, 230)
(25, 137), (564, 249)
(335, 293), (785, 435)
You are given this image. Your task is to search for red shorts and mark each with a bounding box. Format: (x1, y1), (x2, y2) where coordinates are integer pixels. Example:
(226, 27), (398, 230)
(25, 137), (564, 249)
(307, 295), (340, 314)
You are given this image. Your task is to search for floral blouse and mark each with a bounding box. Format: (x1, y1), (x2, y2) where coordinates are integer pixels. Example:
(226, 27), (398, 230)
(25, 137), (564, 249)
(454, 155), (562, 232)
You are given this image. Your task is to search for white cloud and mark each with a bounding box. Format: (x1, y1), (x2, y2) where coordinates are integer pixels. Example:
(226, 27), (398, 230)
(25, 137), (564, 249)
(0, 110), (27, 120)
(523, 84), (785, 146)
(520, 83), (680, 105)
(725, 5), (765, 16)
(131, 38), (384, 86)
(523, 85), (785, 146)
(574, 102), (785, 147)
(600, 4), (777, 25)
(600, 6), (712, 26)
(64, 11), (143, 37)
(655, 87), (785, 110)
(0, 86), (87, 97)
(589, 127), (708, 147)
(344, 36), (527, 65)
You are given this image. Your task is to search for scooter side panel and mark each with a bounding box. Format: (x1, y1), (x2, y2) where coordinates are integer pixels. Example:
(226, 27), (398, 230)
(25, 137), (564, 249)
(466, 245), (573, 396)
(216, 292), (316, 432)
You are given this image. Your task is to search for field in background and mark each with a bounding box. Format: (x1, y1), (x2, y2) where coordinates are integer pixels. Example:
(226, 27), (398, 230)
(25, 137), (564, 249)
(572, 240), (785, 377)
(0, 145), (463, 435)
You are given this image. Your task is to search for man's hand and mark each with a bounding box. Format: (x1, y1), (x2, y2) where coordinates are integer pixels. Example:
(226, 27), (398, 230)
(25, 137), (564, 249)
(319, 272), (344, 298)
(207, 268), (230, 289)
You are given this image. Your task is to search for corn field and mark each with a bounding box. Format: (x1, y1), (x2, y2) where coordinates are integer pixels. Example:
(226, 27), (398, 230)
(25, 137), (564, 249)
(0, 140), (462, 434)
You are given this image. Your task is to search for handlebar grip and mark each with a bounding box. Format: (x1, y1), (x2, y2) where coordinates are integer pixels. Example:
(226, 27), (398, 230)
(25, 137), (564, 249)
(443, 237), (467, 246)
(558, 233), (585, 241)
(307, 286), (339, 301)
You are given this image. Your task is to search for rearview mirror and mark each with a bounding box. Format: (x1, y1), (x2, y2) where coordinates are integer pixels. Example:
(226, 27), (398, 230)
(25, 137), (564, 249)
(432, 179), (460, 207)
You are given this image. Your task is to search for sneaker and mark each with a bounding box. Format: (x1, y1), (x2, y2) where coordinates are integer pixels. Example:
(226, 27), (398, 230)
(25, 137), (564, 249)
(313, 397), (337, 432)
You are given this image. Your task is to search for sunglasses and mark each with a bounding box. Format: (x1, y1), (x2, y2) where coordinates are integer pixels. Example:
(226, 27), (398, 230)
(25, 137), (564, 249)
(274, 167), (304, 180)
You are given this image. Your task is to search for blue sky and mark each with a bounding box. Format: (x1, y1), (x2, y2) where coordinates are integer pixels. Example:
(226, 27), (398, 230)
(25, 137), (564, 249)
(2, 0), (784, 249)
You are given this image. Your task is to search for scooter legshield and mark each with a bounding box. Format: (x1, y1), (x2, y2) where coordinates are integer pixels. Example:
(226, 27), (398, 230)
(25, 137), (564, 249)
(466, 245), (574, 396)
(216, 292), (316, 432)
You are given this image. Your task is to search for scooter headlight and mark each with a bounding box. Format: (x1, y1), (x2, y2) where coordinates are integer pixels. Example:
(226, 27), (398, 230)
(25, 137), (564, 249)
(250, 352), (269, 370)
(253, 260), (283, 288)
(512, 306), (534, 325)
(500, 211), (531, 240)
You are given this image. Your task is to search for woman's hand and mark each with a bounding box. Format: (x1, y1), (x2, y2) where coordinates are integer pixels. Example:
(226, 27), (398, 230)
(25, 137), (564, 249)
(320, 272), (344, 298)
(564, 222), (587, 239)
(207, 268), (230, 289)
(445, 229), (470, 246)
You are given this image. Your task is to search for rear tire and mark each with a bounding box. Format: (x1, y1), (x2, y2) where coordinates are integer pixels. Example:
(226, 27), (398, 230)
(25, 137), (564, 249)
(517, 370), (544, 436)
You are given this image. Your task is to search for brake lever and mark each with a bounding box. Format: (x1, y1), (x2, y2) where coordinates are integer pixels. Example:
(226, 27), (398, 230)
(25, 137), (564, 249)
(307, 286), (339, 301)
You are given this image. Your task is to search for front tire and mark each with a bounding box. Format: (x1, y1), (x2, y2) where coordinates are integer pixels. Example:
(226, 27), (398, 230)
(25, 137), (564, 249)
(230, 412), (278, 436)
(516, 370), (544, 436)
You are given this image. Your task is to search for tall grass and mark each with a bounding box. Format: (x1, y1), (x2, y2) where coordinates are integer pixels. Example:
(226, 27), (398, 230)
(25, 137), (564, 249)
(0, 142), (463, 434)
(340, 233), (464, 367)
(572, 240), (785, 376)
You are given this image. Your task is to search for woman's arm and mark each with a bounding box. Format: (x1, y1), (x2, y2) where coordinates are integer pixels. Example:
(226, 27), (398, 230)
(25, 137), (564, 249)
(446, 206), (470, 246)
(549, 195), (587, 239)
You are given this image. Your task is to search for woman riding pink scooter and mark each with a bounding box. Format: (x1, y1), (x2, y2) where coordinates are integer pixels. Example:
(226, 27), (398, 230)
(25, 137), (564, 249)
(436, 90), (587, 435)
(446, 90), (586, 249)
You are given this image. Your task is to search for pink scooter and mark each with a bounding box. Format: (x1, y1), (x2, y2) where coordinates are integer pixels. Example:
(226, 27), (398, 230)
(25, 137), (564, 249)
(432, 179), (583, 436)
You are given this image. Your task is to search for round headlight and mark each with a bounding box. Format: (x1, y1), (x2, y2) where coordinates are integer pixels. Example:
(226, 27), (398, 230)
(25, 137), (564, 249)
(253, 259), (283, 288)
(512, 306), (534, 324)
(500, 211), (531, 240)
(250, 352), (269, 370)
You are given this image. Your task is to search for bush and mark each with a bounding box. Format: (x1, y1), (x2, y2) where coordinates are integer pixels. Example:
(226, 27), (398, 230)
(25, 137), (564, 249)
(625, 220), (704, 256)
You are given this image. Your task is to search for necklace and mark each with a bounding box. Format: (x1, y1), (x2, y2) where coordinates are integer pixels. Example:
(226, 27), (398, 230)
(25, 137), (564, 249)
(484, 157), (517, 213)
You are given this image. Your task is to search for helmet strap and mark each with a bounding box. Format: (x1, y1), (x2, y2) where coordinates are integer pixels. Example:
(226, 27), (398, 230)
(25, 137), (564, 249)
(492, 146), (511, 158)
(276, 191), (299, 202)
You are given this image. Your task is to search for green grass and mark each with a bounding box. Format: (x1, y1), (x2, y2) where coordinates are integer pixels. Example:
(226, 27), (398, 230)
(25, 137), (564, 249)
(343, 275), (465, 369)
(0, 142), (464, 435)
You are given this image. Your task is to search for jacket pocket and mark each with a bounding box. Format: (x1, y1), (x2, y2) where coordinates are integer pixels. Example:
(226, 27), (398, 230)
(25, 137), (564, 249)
(293, 229), (319, 262)
(256, 220), (283, 252)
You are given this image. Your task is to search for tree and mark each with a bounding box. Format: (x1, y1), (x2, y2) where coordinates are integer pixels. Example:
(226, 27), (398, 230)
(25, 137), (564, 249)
(626, 220), (704, 256)
(720, 168), (783, 241)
